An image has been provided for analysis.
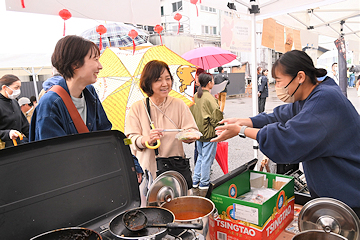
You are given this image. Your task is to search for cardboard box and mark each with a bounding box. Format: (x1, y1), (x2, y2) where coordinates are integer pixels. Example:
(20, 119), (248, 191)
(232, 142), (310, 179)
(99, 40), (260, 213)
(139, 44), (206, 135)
(208, 169), (294, 240)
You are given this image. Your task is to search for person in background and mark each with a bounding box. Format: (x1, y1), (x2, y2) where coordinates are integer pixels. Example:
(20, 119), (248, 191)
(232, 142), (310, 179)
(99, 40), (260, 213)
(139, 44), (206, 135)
(356, 75), (360, 97)
(349, 65), (356, 88)
(38, 67), (62, 100)
(194, 68), (205, 94)
(257, 66), (262, 81)
(0, 74), (29, 148)
(29, 96), (37, 107)
(258, 69), (269, 113)
(190, 73), (223, 189)
(214, 66), (230, 113)
(328, 62), (339, 85)
(193, 67), (205, 165)
(211, 50), (360, 217)
(18, 97), (34, 123)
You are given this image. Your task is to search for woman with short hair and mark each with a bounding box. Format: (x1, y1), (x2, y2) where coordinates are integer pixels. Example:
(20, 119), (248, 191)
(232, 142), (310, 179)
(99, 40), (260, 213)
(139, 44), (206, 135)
(0, 74), (29, 147)
(29, 35), (112, 141)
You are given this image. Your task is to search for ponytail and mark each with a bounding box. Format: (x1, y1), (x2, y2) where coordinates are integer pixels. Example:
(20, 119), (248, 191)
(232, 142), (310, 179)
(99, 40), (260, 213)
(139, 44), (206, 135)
(197, 87), (204, 98)
(315, 68), (327, 78)
(197, 73), (213, 98)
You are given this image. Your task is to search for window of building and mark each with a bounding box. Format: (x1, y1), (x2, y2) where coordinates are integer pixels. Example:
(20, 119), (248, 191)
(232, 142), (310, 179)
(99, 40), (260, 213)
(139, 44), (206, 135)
(211, 26), (217, 35)
(202, 25), (217, 35)
(200, 5), (216, 13)
(172, 24), (184, 32)
(161, 6), (164, 16)
(172, 1), (182, 12)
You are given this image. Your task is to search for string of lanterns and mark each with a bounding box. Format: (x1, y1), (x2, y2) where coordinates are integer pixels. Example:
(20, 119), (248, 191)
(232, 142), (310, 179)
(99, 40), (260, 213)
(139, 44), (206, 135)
(39, 1), (200, 53)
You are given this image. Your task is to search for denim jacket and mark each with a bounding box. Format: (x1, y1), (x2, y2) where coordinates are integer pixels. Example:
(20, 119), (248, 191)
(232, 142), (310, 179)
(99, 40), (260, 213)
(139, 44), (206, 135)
(29, 77), (112, 141)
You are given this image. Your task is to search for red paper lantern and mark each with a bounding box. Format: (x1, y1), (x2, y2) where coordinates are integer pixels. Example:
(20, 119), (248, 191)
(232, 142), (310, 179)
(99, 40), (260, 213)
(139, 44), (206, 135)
(190, 0), (199, 16)
(154, 24), (163, 45)
(96, 25), (107, 51)
(174, 13), (182, 34)
(59, 9), (72, 36)
(128, 29), (138, 54)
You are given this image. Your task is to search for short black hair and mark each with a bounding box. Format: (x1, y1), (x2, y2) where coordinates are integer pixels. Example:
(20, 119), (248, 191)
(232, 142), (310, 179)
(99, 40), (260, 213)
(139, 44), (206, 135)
(30, 96), (36, 103)
(218, 66), (223, 72)
(51, 35), (100, 80)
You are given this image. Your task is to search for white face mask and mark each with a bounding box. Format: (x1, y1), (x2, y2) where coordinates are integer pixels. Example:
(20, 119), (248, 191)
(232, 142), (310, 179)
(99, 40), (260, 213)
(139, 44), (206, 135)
(6, 86), (21, 99)
(275, 75), (301, 103)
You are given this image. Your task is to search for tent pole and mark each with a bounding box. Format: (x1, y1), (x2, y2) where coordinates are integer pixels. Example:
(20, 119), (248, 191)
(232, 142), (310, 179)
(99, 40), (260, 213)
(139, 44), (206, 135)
(31, 67), (40, 101)
(250, 1), (259, 160)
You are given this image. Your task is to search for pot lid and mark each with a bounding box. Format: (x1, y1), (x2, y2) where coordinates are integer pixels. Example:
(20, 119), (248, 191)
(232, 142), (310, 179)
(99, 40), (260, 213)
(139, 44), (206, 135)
(146, 171), (188, 207)
(298, 198), (360, 240)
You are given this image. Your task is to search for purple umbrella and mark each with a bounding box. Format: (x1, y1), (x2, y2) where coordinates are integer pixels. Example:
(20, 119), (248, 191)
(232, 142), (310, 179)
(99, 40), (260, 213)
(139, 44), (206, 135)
(181, 46), (237, 70)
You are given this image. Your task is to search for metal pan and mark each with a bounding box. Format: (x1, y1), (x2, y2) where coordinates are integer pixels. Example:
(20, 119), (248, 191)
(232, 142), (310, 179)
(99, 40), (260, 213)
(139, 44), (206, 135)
(108, 207), (174, 240)
(30, 227), (102, 240)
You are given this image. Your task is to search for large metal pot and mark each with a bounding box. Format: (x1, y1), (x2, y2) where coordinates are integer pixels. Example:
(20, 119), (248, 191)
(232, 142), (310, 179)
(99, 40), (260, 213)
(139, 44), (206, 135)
(161, 196), (215, 238)
(30, 227), (102, 240)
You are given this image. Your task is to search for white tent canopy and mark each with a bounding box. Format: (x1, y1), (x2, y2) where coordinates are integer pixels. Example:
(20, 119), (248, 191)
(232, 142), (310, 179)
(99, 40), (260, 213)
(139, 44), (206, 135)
(5, 0), (161, 26)
(0, 53), (51, 69)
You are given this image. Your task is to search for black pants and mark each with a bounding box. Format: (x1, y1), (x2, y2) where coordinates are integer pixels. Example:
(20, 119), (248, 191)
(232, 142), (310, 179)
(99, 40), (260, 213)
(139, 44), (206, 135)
(258, 97), (266, 113)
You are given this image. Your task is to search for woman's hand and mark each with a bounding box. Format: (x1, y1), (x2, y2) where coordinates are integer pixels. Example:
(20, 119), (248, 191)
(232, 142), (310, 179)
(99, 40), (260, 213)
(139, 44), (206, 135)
(9, 130), (22, 140)
(210, 124), (241, 142)
(142, 128), (164, 145)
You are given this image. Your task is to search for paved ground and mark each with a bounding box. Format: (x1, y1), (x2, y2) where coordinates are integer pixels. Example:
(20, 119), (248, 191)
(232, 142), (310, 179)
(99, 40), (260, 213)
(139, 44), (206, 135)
(184, 84), (360, 185)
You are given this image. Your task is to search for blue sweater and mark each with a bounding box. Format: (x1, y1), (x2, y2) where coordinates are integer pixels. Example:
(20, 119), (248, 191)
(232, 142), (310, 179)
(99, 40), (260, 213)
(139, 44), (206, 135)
(251, 77), (360, 208)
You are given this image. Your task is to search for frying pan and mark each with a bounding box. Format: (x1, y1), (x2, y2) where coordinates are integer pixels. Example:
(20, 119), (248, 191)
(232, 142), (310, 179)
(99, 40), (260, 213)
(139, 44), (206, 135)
(108, 207), (174, 240)
(122, 209), (203, 232)
(30, 227), (102, 240)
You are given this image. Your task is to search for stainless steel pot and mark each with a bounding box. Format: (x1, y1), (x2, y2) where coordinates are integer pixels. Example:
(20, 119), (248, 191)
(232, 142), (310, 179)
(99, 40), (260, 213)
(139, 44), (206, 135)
(294, 198), (360, 240)
(161, 196), (215, 238)
(292, 230), (348, 240)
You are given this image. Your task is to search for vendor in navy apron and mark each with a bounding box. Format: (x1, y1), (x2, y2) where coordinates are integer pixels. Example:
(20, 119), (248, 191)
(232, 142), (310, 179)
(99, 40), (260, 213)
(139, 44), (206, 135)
(211, 50), (360, 218)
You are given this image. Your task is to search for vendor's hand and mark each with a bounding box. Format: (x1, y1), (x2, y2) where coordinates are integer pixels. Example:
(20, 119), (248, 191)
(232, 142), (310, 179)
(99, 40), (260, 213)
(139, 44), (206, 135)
(258, 92), (261, 97)
(218, 118), (240, 125)
(219, 118), (253, 127)
(9, 130), (22, 140)
(214, 94), (219, 99)
(210, 123), (241, 142)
